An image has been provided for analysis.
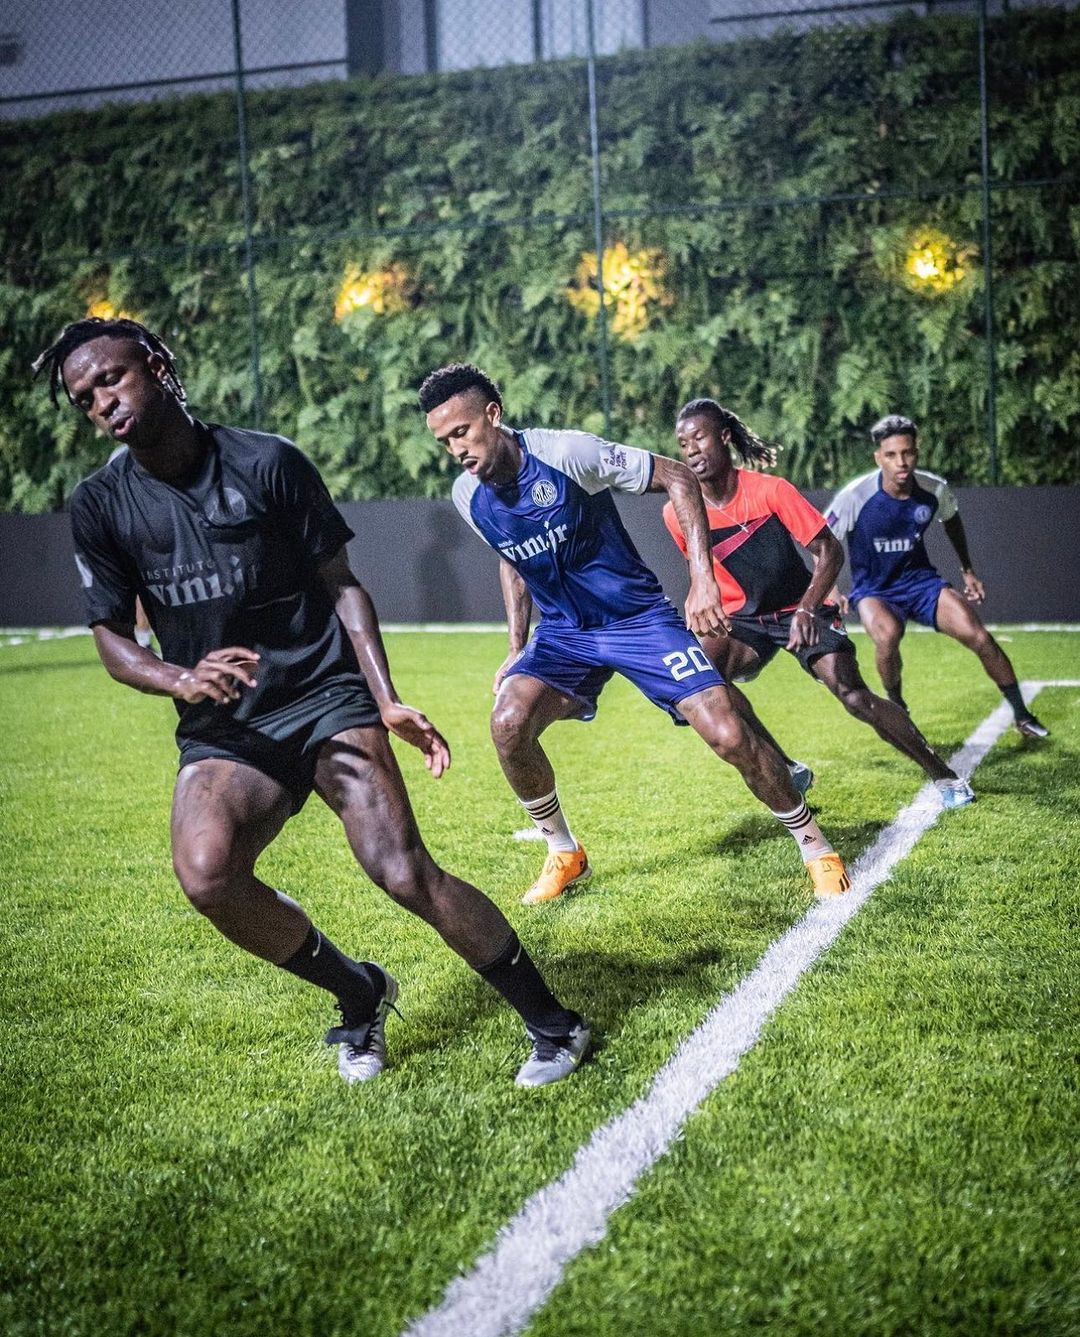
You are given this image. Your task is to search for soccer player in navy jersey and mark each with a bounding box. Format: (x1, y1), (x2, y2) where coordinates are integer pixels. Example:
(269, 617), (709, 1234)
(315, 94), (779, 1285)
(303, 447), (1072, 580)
(827, 415), (1048, 739)
(663, 400), (972, 808)
(419, 363), (851, 904)
(33, 318), (590, 1089)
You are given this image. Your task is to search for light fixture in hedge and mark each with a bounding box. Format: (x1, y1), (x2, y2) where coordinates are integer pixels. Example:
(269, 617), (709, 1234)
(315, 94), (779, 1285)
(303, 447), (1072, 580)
(334, 263), (411, 320)
(86, 298), (136, 320)
(567, 241), (672, 338)
(903, 229), (973, 294)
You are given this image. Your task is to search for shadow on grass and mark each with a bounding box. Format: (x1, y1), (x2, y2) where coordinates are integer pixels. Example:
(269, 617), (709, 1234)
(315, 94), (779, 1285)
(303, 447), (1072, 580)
(965, 733), (1072, 802)
(404, 935), (791, 1072)
(0, 658), (99, 676)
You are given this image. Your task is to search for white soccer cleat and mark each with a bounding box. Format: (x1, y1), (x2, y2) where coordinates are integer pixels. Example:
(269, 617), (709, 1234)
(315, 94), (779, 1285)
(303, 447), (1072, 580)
(326, 968), (399, 1083)
(515, 1021), (591, 1088)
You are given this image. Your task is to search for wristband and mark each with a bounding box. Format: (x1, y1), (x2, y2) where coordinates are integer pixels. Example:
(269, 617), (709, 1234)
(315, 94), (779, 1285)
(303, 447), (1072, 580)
(794, 607), (814, 618)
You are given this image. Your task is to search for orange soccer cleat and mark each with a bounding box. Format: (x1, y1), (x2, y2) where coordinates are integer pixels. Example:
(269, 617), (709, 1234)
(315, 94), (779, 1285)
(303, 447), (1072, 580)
(807, 853), (852, 898)
(522, 844), (591, 905)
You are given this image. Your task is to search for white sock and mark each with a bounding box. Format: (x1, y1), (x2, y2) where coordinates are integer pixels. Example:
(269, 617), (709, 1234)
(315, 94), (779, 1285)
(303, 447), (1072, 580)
(520, 788), (578, 853)
(771, 801), (833, 865)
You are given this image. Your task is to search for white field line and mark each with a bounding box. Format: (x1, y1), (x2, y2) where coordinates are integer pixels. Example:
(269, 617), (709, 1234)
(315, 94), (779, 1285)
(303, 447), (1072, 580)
(2, 623), (1079, 648)
(403, 680), (1078, 1337)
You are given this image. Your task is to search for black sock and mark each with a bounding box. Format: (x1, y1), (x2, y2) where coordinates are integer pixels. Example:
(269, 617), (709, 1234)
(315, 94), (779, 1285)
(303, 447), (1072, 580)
(477, 932), (579, 1038)
(279, 924), (380, 1016)
(886, 687), (908, 711)
(1001, 681), (1027, 719)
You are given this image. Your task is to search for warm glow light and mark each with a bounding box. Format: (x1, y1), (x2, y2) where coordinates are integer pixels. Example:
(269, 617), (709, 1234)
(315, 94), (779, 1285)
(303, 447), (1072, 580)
(903, 229), (972, 293)
(567, 242), (672, 338)
(86, 298), (135, 320)
(334, 263), (410, 320)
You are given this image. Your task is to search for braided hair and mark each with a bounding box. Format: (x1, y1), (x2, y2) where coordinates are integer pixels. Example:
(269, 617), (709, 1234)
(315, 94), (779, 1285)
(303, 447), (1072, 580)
(32, 317), (186, 407)
(676, 399), (778, 468)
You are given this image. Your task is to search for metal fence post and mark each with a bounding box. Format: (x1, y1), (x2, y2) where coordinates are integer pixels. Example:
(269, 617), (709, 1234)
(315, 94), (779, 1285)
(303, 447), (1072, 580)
(230, 0), (264, 429)
(977, 0), (998, 484)
(585, 0), (613, 437)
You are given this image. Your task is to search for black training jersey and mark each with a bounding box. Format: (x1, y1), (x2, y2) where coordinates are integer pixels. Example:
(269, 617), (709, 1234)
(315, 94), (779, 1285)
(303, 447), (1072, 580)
(70, 423), (365, 739)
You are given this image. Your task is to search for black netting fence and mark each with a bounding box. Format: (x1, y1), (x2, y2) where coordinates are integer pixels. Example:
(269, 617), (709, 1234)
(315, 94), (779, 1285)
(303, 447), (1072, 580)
(2, 0), (1076, 509)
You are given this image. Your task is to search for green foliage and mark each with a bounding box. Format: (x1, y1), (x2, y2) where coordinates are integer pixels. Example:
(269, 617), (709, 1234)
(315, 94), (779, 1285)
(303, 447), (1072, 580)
(1, 9), (1077, 510)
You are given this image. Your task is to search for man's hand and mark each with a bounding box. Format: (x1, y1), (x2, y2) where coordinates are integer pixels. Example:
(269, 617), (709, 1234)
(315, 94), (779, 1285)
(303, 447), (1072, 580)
(961, 570), (986, 603)
(381, 701), (451, 778)
(174, 647), (260, 704)
(685, 575), (731, 639)
(493, 652), (520, 695)
(786, 608), (820, 651)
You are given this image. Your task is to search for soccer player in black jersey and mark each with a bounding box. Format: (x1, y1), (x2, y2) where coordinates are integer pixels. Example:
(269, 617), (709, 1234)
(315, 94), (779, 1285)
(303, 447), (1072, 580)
(33, 317), (589, 1089)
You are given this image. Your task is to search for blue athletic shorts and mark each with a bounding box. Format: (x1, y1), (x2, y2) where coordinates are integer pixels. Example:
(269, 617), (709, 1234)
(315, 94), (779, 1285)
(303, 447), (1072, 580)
(853, 572), (949, 628)
(504, 603), (726, 724)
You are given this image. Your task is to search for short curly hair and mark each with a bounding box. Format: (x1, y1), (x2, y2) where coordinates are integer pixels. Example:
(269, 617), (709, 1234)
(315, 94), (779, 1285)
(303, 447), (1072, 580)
(418, 362), (502, 414)
(870, 414), (918, 445)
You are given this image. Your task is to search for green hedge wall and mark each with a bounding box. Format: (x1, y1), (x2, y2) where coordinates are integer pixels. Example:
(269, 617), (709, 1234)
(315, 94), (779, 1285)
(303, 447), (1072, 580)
(1, 8), (1077, 511)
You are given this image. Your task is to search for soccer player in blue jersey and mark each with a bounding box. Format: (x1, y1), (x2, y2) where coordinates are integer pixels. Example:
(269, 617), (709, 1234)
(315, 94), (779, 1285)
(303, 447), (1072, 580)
(34, 318), (590, 1089)
(827, 415), (1048, 740)
(419, 363), (851, 904)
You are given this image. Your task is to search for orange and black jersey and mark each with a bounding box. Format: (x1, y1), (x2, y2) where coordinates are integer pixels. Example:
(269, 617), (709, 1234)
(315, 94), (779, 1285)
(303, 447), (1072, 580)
(662, 469), (829, 617)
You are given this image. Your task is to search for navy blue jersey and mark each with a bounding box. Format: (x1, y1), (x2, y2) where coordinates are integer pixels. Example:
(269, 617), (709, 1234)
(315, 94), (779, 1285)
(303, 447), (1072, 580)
(826, 469), (958, 604)
(452, 428), (668, 629)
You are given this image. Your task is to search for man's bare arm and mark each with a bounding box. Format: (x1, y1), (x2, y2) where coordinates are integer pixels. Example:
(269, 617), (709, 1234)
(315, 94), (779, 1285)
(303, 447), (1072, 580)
(318, 545), (451, 775)
(648, 455), (728, 638)
(93, 622), (259, 704)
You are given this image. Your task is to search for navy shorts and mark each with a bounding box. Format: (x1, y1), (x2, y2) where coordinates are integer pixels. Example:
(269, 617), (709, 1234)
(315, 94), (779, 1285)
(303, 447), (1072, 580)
(177, 680), (383, 812)
(504, 603), (726, 724)
(728, 604), (855, 678)
(853, 573), (949, 628)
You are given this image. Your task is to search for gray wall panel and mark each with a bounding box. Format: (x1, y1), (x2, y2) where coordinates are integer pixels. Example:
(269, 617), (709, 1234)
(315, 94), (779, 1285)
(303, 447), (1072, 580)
(2, 487), (1078, 629)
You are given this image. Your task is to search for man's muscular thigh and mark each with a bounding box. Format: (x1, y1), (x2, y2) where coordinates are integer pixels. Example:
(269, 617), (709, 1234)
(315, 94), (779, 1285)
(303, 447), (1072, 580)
(699, 631), (763, 682)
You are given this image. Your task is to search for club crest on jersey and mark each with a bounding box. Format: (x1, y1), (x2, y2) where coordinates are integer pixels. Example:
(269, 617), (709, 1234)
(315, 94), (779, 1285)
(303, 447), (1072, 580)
(531, 480), (558, 507)
(914, 504), (932, 524)
(203, 487), (249, 525)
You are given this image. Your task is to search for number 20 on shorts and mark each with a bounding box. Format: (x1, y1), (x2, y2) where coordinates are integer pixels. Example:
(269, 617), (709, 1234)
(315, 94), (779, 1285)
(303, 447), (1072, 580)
(663, 645), (712, 681)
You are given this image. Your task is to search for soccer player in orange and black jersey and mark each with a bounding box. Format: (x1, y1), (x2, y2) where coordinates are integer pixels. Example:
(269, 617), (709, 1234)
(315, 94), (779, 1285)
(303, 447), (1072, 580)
(662, 399), (974, 808)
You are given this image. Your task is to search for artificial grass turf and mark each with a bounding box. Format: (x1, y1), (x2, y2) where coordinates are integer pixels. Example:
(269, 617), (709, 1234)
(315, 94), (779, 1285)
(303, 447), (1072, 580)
(532, 677), (1080, 1337)
(1, 630), (1077, 1336)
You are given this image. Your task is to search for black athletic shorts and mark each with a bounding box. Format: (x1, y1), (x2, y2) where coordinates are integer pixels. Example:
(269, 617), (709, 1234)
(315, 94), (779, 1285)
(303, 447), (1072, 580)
(177, 681), (383, 813)
(727, 604), (854, 678)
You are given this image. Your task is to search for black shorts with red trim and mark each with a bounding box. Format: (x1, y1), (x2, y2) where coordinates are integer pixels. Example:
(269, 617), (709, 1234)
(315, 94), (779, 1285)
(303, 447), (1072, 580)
(727, 604), (854, 677)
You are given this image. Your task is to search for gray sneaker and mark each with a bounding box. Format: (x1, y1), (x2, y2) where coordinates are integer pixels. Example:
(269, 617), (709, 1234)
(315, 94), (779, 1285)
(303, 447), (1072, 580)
(789, 761), (815, 796)
(515, 1020), (591, 1088)
(325, 968), (399, 1084)
(1016, 714), (1049, 739)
